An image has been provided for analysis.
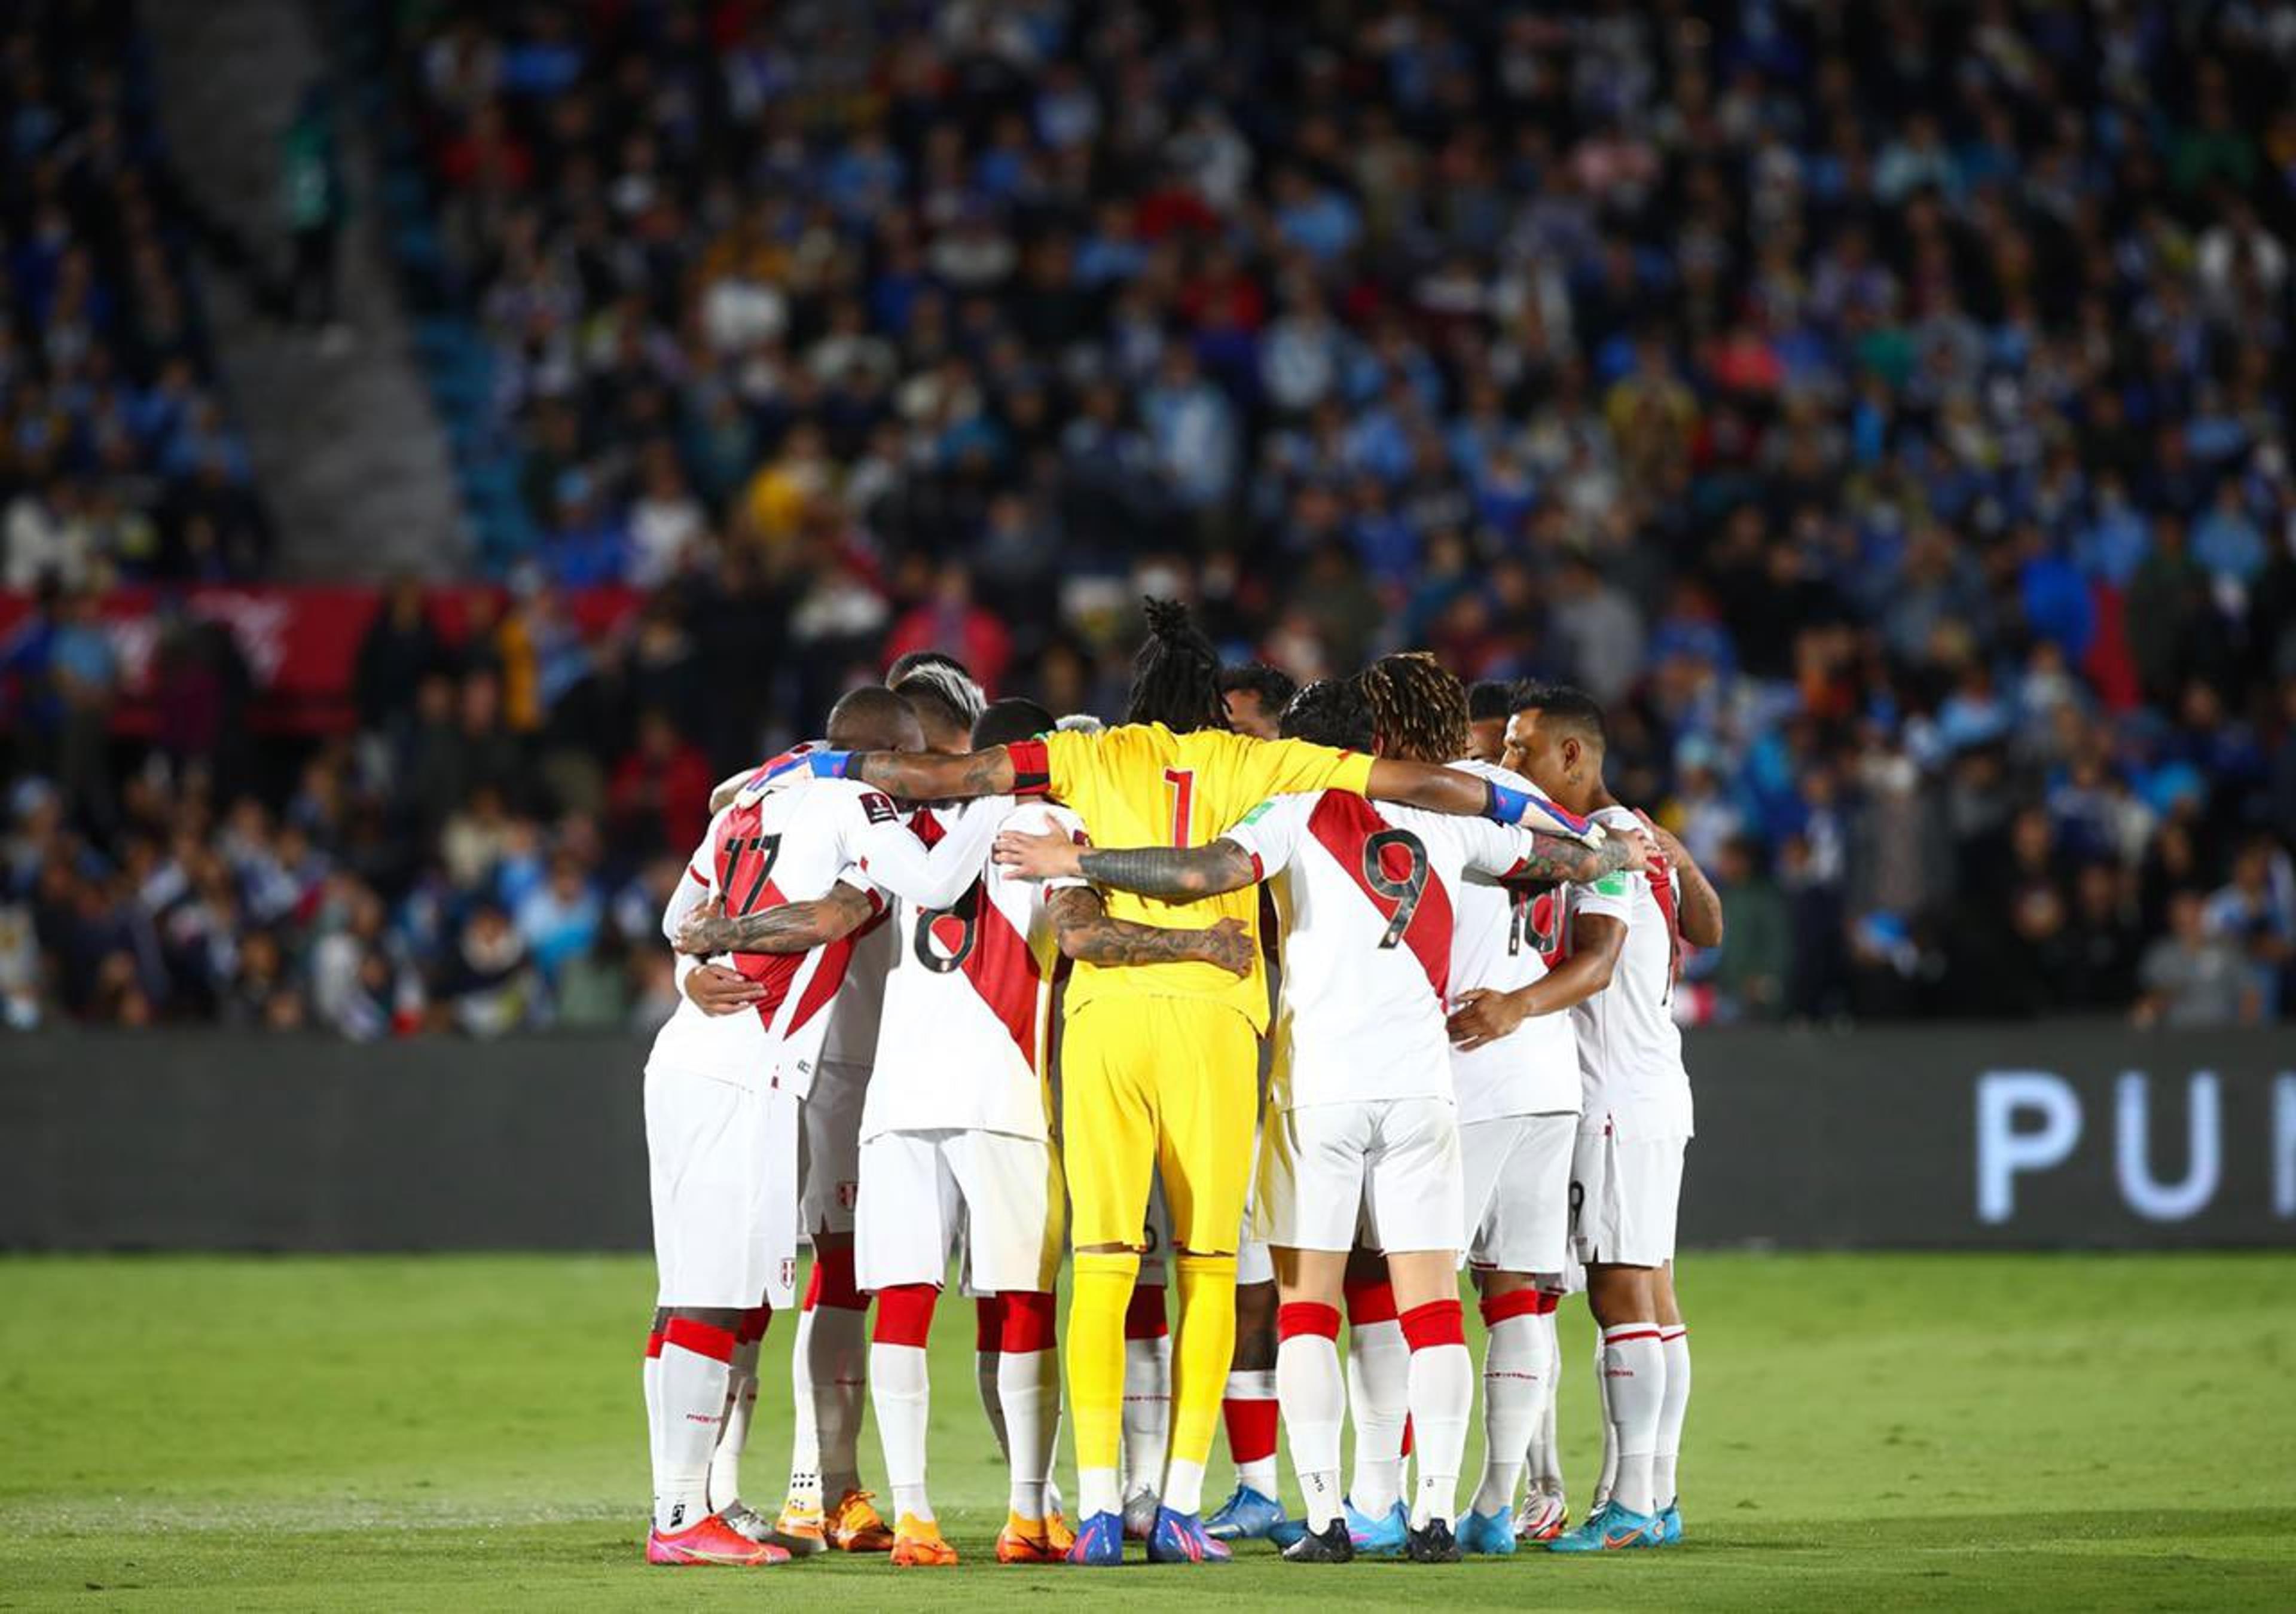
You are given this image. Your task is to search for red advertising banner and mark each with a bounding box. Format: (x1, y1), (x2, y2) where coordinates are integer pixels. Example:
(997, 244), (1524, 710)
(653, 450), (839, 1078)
(0, 584), (644, 736)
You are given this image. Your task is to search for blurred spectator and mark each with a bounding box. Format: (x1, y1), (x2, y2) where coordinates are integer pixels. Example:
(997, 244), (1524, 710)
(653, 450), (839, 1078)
(2135, 891), (2258, 1029)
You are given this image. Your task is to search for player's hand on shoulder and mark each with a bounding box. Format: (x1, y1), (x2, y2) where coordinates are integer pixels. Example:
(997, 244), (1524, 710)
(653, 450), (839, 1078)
(1633, 811), (1689, 872)
(685, 961), (765, 1016)
(1199, 916), (1254, 979)
(993, 823), (1082, 881)
(1612, 823), (1651, 873)
(1447, 986), (1528, 1050)
(673, 895), (732, 956)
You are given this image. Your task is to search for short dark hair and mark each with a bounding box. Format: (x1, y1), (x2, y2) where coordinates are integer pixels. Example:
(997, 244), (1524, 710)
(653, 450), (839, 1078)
(972, 696), (1056, 750)
(1518, 682), (1607, 750)
(1467, 679), (1523, 723)
(1125, 598), (1227, 732)
(826, 685), (923, 751)
(1278, 678), (1375, 752)
(1220, 662), (1299, 713)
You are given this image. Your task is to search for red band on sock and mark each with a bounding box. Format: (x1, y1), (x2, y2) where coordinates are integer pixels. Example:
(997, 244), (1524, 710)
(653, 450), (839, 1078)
(812, 1246), (866, 1312)
(1603, 1327), (1664, 1346)
(1400, 1298), (1465, 1351)
(662, 1317), (737, 1363)
(1123, 1282), (1169, 1340)
(738, 1306), (771, 1344)
(1479, 1288), (1553, 1328)
(872, 1282), (939, 1347)
(975, 1294), (1005, 1353)
(1277, 1301), (1341, 1341)
(644, 1329), (664, 1359)
(1343, 1279), (1398, 1326)
(1222, 1395), (1280, 1463)
(1660, 1327), (1687, 1342)
(1400, 1414), (1415, 1457)
(1001, 1290), (1058, 1354)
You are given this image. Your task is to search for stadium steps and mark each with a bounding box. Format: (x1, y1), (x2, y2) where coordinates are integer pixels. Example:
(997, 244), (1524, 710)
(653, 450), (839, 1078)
(142, 0), (474, 580)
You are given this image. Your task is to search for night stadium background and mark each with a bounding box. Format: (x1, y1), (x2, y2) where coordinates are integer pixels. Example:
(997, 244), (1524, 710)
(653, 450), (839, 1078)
(1, 1), (2291, 1607)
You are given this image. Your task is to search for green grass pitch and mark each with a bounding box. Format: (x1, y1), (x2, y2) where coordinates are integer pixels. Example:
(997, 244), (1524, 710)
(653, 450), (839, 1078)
(2, 1253), (2292, 1610)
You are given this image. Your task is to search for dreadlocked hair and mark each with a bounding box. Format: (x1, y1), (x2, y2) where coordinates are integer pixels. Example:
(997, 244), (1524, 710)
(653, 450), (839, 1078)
(1355, 652), (1471, 763)
(1125, 597), (1227, 732)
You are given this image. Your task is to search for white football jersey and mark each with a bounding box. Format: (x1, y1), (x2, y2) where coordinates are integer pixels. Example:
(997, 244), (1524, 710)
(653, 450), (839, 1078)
(1445, 759), (1582, 1123)
(646, 777), (994, 1095)
(1223, 790), (1543, 1111)
(862, 797), (1088, 1143)
(1560, 803), (1694, 1141)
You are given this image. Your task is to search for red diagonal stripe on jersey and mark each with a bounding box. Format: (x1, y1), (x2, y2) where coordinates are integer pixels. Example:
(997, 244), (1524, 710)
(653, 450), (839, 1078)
(1645, 847), (1681, 983)
(958, 879), (1047, 1071)
(1305, 791), (1453, 1003)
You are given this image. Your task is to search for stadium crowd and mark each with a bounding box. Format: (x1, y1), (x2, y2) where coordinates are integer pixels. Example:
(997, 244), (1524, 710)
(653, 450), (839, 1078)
(0, 0), (265, 589)
(5, 0), (2296, 1032)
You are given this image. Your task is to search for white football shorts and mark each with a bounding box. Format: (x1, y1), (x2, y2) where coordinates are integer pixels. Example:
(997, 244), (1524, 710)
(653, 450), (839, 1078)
(855, 1128), (1064, 1295)
(1569, 1128), (1687, 1268)
(797, 1058), (869, 1237)
(1461, 1111), (1577, 1277)
(1256, 1096), (1463, 1256)
(645, 1062), (799, 1310)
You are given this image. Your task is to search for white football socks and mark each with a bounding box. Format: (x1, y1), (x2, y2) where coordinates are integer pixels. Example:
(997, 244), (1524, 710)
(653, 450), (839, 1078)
(652, 1319), (734, 1533)
(1599, 1322), (1666, 1518)
(1401, 1301), (1470, 1530)
(808, 1301), (869, 1500)
(707, 1318), (763, 1511)
(1120, 1331), (1172, 1503)
(1654, 1327), (1690, 1510)
(1526, 1310), (1565, 1500)
(1470, 1294), (1549, 1517)
(1275, 1303), (1345, 1530)
(1345, 1307), (1409, 1518)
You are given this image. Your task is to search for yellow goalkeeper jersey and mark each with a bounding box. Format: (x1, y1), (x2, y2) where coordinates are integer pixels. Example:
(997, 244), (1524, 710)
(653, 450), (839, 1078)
(1006, 723), (1375, 1031)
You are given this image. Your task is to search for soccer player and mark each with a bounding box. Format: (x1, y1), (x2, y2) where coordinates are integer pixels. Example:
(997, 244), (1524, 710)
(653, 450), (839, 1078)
(1220, 663), (1296, 741)
(1204, 661), (1293, 1544)
(854, 696), (1253, 1567)
(1464, 679), (1519, 765)
(761, 602), (1613, 1565)
(1441, 696), (1606, 1552)
(1503, 684), (1717, 1552)
(770, 661), (985, 1556)
(994, 658), (1645, 1564)
(641, 689), (994, 1566)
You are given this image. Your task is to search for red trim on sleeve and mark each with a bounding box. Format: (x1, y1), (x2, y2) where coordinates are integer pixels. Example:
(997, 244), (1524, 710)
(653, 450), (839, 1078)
(662, 1318), (737, 1364)
(685, 865), (709, 886)
(1277, 1301), (1342, 1342)
(1004, 738), (1052, 797)
(872, 1283), (939, 1347)
(1399, 1298), (1466, 1352)
(999, 1290), (1059, 1354)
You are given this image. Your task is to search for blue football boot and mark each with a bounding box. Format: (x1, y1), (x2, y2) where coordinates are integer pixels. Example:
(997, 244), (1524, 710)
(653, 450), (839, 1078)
(1064, 1509), (1125, 1566)
(1146, 1505), (1232, 1563)
(1205, 1484), (1289, 1542)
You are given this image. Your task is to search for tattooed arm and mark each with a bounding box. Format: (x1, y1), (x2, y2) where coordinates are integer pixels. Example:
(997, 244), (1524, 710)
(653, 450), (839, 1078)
(996, 824), (1262, 902)
(848, 746), (1018, 802)
(671, 887), (878, 956)
(1046, 887), (1256, 977)
(1510, 827), (1645, 886)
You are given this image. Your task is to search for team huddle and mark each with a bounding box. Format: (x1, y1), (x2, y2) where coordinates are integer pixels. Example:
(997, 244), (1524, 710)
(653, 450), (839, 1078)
(634, 601), (1717, 1569)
